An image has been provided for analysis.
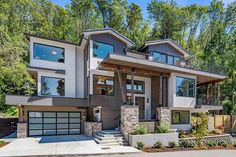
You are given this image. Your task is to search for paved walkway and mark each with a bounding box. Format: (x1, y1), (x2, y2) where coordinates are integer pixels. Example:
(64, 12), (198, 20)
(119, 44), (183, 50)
(0, 135), (140, 157)
(92, 149), (236, 157)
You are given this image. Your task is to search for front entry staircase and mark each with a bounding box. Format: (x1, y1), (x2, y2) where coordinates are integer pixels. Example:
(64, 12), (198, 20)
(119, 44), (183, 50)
(94, 130), (128, 146)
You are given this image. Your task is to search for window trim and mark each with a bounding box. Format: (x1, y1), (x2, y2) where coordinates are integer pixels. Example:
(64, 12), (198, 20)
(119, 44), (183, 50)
(41, 76), (65, 97)
(33, 43), (65, 63)
(176, 76), (195, 98)
(93, 74), (115, 96)
(171, 110), (190, 124)
(92, 41), (115, 59)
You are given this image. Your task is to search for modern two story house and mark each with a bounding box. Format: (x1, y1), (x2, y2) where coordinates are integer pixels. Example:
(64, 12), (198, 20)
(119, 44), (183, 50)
(6, 28), (226, 137)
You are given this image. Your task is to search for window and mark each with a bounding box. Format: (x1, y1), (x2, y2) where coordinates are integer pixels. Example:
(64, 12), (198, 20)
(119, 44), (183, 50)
(93, 41), (114, 59)
(41, 76), (65, 96)
(126, 80), (145, 94)
(33, 43), (64, 63)
(174, 56), (180, 65)
(152, 51), (166, 63)
(176, 76), (195, 97)
(93, 75), (114, 95)
(171, 110), (190, 124)
(168, 56), (174, 65)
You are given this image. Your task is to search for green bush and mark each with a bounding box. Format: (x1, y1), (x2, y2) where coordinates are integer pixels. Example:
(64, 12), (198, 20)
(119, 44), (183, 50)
(179, 140), (195, 148)
(207, 141), (217, 147)
(218, 140), (228, 147)
(136, 141), (144, 150)
(153, 141), (163, 149)
(168, 141), (177, 148)
(133, 125), (147, 135)
(155, 122), (169, 133)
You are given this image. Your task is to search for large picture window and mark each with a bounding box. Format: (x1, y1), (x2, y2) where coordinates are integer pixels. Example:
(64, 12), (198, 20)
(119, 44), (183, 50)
(176, 76), (195, 97)
(171, 110), (190, 124)
(126, 80), (145, 94)
(93, 75), (114, 96)
(93, 41), (114, 59)
(33, 43), (65, 63)
(41, 76), (65, 96)
(152, 51), (181, 65)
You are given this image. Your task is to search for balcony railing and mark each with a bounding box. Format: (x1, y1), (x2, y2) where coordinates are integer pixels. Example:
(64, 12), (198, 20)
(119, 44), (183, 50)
(197, 95), (221, 106)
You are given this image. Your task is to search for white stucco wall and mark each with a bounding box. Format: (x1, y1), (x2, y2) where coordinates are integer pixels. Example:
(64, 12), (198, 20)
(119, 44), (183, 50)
(30, 37), (84, 98)
(168, 73), (196, 108)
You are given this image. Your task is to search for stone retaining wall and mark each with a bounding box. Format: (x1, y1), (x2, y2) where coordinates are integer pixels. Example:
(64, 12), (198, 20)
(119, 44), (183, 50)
(17, 123), (27, 138)
(84, 122), (102, 136)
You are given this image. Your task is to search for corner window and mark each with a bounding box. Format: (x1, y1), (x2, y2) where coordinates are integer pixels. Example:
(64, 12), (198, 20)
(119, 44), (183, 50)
(174, 56), (180, 65)
(33, 43), (65, 63)
(126, 80), (145, 94)
(41, 76), (65, 96)
(176, 76), (195, 97)
(93, 75), (114, 96)
(93, 41), (114, 59)
(168, 56), (174, 65)
(171, 110), (190, 124)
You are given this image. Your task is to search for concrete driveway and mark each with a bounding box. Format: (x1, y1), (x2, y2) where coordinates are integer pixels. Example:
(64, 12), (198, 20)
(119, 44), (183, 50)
(0, 135), (140, 157)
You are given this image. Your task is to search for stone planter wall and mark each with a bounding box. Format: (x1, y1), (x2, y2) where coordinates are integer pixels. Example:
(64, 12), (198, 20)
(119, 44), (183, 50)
(129, 132), (179, 147)
(84, 122), (102, 136)
(179, 134), (232, 146)
(120, 105), (139, 140)
(17, 123), (27, 138)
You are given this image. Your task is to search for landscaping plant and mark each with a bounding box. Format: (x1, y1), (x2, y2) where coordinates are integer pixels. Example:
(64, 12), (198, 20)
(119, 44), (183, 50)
(133, 125), (147, 135)
(179, 140), (195, 148)
(193, 113), (208, 147)
(136, 142), (144, 150)
(155, 122), (169, 133)
(207, 141), (217, 147)
(218, 140), (228, 147)
(168, 141), (178, 148)
(153, 141), (163, 149)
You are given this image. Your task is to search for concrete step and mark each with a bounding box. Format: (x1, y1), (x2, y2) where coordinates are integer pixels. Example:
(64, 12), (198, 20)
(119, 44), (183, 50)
(94, 134), (125, 141)
(96, 132), (123, 137)
(100, 130), (121, 134)
(94, 138), (124, 144)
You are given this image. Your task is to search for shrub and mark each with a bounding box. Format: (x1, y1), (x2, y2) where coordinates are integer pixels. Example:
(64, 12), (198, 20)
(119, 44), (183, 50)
(211, 129), (222, 135)
(218, 140), (228, 147)
(207, 141), (217, 147)
(168, 141), (177, 148)
(136, 142), (144, 150)
(179, 140), (195, 148)
(233, 142), (236, 147)
(155, 122), (169, 133)
(133, 125), (147, 135)
(153, 141), (163, 149)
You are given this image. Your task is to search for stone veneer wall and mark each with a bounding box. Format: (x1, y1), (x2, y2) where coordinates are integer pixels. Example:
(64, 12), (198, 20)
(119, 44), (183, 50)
(120, 105), (139, 140)
(156, 108), (171, 126)
(84, 122), (102, 136)
(208, 116), (215, 132)
(17, 123), (27, 138)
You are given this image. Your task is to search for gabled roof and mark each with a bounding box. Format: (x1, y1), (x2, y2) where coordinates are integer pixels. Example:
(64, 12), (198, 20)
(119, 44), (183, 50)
(82, 28), (135, 47)
(139, 39), (190, 57)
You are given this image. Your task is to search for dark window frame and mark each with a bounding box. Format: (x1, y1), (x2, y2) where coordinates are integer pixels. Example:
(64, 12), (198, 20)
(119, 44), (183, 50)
(93, 74), (115, 96)
(171, 110), (190, 124)
(92, 41), (115, 59)
(176, 76), (195, 98)
(33, 43), (65, 63)
(41, 76), (65, 97)
(151, 50), (182, 65)
(28, 111), (81, 137)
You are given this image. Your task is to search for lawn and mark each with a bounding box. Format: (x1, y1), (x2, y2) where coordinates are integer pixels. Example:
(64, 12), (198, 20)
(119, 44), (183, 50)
(0, 141), (9, 148)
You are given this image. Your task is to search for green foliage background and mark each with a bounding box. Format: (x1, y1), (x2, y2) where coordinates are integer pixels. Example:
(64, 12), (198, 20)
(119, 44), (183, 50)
(0, 0), (235, 116)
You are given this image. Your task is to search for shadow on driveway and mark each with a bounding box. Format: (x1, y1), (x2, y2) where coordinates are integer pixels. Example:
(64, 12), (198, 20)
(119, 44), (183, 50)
(38, 135), (94, 143)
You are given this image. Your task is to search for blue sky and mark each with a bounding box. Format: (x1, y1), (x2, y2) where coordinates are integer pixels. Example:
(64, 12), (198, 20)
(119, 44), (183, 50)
(50, 0), (235, 19)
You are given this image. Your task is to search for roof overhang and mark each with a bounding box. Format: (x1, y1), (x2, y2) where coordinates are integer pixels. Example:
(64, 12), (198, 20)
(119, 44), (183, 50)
(82, 28), (135, 47)
(6, 95), (88, 107)
(139, 39), (190, 58)
(102, 54), (226, 84)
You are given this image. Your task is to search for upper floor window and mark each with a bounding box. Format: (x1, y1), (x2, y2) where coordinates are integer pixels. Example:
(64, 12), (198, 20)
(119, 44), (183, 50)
(93, 75), (114, 96)
(176, 76), (195, 97)
(41, 76), (65, 96)
(93, 41), (114, 59)
(152, 51), (181, 65)
(33, 43), (65, 63)
(126, 80), (145, 94)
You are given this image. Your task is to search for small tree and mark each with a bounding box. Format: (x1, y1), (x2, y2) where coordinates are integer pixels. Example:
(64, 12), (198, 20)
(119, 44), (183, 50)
(194, 113), (208, 147)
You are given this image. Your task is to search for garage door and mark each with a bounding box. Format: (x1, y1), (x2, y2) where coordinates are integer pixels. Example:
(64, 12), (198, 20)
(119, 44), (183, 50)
(28, 111), (81, 136)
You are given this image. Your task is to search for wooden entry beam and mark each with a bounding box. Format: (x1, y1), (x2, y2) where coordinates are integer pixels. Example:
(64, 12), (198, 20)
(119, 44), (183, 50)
(98, 62), (170, 77)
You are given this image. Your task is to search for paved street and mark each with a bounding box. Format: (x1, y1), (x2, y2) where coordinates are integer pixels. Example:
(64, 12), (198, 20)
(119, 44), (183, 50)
(89, 150), (236, 157)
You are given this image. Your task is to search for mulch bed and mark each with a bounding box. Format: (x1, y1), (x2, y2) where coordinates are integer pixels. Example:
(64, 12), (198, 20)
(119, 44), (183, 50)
(143, 146), (236, 153)
(0, 142), (9, 148)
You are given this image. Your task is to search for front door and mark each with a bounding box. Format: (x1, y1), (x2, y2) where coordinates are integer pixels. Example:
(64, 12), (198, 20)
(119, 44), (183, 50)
(135, 97), (145, 119)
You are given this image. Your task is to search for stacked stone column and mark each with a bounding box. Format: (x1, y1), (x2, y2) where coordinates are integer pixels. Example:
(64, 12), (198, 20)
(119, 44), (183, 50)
(156, 108), (171, 126)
